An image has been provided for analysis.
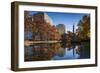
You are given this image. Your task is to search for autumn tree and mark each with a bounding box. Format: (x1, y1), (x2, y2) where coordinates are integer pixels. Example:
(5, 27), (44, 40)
(24, 12), (61, 41)
(76, 15), (90, 41)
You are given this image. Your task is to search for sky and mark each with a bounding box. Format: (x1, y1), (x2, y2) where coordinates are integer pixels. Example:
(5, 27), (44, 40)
(27, 11), (89, 33)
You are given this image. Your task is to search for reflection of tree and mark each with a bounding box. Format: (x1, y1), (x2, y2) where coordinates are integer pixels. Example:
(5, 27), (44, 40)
(75, 42), (90, 59)
(25, 43), (61, 61)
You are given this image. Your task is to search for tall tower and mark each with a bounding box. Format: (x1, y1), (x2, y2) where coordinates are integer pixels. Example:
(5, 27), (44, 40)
(73, 24), (75, 56)
(73, 24), (75, 33)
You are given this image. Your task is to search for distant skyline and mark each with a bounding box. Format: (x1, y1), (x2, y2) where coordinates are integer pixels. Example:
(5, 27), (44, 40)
(27, 11), (90, 32)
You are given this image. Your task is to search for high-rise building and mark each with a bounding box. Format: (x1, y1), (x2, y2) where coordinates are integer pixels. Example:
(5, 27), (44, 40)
(56, 24), (66, 35)
(33, 12), (53, 25)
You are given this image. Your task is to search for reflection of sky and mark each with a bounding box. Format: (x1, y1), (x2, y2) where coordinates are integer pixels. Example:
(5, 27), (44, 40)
(53, 48), (80, 60)
(27, 11), (89, 32)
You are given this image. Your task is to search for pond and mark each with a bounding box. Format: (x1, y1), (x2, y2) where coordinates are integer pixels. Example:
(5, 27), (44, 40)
(24, 41), (90, 61)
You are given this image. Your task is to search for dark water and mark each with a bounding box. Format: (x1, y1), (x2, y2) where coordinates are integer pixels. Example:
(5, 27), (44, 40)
(24, 42), (90, 61)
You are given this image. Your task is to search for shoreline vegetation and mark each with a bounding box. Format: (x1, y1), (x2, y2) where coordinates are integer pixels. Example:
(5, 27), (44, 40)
(24, 39), (90, 46)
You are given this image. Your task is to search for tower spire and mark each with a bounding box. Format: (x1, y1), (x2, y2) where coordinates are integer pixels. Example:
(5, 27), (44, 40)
(73, 24), (75, 56)
(73, 24), (75, 33)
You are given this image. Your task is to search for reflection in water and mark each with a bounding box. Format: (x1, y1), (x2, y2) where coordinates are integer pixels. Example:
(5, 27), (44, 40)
(24, 41), (90, 61)
(53, 46), (80, 60)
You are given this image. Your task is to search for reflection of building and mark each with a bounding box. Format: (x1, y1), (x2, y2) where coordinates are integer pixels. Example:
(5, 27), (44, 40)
(33, 12), (53, 25)
(56, 24), (65, 35)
